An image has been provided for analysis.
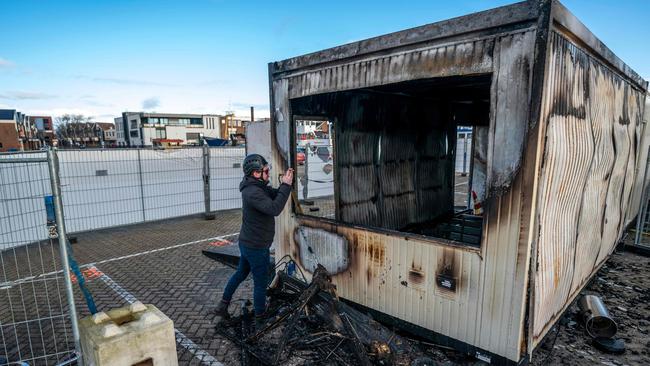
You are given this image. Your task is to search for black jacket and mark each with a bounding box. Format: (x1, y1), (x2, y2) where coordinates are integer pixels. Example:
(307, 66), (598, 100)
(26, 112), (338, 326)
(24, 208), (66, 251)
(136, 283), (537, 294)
(238, 176), (292, 249)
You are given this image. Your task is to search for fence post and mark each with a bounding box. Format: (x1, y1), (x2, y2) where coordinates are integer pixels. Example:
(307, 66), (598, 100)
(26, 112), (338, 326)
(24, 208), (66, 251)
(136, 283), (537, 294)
(46, 148), (84, 366)
(461, 134), (468, 176)
(634, 146), (650, 247)
(303, 143), (310, 200)
(137, 148), (146, 222)
(203, 144), (215, 220)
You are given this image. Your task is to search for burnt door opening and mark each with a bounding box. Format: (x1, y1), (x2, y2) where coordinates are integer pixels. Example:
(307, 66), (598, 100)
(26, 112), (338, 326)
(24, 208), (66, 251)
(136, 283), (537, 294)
(290, 74), (491, 247)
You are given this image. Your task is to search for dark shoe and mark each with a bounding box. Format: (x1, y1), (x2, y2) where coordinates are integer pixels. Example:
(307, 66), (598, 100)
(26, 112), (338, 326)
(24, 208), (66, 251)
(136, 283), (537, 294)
(213, 300), (230, 319)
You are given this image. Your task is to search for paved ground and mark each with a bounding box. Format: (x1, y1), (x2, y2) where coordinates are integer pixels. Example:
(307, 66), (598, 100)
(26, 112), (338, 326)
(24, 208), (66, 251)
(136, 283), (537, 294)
(454, 172), (470, 208)
(2, 208), (649, 365)
(1, 210), (245, 365)
(71, 210), (245, 365)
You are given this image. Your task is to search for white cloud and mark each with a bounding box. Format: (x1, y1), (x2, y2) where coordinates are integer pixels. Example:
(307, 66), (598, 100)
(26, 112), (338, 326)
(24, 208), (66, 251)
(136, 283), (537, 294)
(142, 97), (160, 110)
(0, 91), (56, 100)
(74, 75), (176, 87)
(0, 57), (14, 68)
(78, 95), (114, 108)
(29, 107), (97, 118)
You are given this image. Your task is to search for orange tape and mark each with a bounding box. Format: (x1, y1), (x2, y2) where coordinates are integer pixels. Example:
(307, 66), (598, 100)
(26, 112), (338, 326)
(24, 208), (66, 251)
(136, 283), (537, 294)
(209, 239), (233, 247)
(70, 267), (104, 284)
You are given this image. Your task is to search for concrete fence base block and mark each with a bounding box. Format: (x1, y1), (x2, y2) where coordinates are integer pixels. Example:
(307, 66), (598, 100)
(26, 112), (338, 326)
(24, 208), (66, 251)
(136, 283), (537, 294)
(80, 303), (178, 366)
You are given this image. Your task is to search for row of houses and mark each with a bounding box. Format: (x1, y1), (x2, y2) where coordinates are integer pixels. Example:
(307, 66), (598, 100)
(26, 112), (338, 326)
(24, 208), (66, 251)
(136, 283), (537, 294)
(0, 110), (57, 152)
(0, 109), (265, 151)
(57, 121), (117, 148)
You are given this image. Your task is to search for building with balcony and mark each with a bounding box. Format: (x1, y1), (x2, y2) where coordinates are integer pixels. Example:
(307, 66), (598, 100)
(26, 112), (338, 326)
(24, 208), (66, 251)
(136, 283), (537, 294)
(29, 116), (58, 147)
(115, 112), (223, 147)
(16, 111), (41, 150)
(99, 123), (117, 146)
(0, 111), (62, 151)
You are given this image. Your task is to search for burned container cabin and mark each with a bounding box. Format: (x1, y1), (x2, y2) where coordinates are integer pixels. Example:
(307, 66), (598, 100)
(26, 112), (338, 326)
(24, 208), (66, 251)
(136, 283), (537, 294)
(266, 0), (649, 364)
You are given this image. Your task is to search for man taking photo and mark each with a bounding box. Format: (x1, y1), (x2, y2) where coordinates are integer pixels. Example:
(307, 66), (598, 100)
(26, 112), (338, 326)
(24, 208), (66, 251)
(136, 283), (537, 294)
(215, 154), (293, 327)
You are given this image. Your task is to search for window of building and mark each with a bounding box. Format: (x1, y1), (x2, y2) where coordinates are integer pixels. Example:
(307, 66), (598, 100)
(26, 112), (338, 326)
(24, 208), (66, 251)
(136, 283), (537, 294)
(149, 117), (159, 124)
(130, 119), (138, 129)
(186, 132), (201, 144)
(177, 118), (190, 125)
(293, 117), (335, 219)
(190, 118), (202, 125)
(155, 129), (166, 139)
(130, 130), (139, 138)
(0, 142), (3, 148)
(290, 74), (491, 247)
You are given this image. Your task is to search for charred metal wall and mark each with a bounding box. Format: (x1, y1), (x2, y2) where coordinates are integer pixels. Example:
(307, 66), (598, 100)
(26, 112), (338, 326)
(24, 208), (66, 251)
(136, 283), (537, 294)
(624, 96), (650, 225)
(272, 27), (538, 362)
(291, 90), (455, 230)
(531, 30), (648, 346)
(268, 2), (650, 363)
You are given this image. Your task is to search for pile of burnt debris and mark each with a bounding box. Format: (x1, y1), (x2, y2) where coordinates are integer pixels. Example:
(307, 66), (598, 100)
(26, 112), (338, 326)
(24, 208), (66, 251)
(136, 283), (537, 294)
(214, 264), (438, 366)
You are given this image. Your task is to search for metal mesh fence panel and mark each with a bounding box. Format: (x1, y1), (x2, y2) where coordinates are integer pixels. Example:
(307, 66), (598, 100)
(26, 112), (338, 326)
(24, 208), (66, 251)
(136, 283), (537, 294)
(0, 146), (250, 365)
(0, 152), (76, 365)
(58, 149), (143, 232)
(6, 147), (247, 237)
(209, 147), (245, 211)
(139, 148), (204, 221)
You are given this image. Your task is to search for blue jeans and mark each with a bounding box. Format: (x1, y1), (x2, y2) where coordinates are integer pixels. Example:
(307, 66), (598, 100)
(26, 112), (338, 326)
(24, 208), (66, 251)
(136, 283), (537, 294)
(222, 244), (270, 315)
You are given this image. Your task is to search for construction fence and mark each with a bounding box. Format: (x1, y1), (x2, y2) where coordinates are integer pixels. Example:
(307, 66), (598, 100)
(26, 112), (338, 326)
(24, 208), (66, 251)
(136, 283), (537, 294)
(1, 147), (245, 250)
(633, 147), (650, 253)
(0, 146), (245, 365)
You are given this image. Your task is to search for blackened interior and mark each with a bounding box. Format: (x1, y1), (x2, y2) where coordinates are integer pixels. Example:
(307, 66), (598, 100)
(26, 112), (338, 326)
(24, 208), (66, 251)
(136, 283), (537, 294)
(291, 74), (491, 246)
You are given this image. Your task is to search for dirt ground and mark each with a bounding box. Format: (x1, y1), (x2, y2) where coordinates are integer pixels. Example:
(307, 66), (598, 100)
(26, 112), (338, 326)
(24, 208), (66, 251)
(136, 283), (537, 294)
(413, 240), (650, 366)
(529, 239), (650, 366)
(228, 235), (650, 366)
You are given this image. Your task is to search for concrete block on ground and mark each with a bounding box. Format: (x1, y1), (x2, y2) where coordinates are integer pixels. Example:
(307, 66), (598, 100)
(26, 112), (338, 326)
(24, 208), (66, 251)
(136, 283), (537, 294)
(79, 301), (178, 366)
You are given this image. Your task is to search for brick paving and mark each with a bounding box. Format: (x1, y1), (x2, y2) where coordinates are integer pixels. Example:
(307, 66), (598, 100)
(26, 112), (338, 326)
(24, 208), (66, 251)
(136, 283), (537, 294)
(1, 209), (247, 365)
(74, 209), (247, 365)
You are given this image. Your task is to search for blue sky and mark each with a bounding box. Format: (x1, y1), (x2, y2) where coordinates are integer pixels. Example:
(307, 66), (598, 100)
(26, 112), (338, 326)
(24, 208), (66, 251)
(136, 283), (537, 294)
(0, 0), (648, 121)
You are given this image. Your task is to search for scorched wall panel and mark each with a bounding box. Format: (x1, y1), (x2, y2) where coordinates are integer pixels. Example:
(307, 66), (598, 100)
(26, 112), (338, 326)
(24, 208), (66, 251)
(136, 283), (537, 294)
(532, 30), (647, 345)
(272, 28), (538, 362)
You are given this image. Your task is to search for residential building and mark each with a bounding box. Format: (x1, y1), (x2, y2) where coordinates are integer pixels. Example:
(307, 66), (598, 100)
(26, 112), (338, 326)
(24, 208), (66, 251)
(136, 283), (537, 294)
(100, 123), (117, 146)
(29, 116), (58, 147)
(220, 113), (246, 140)
(115, 112), (222, 147)
(114, 116), (126, 145)
(0, 111), (62, 151)
(0, 109), (22, 152)
(16, 111), (41, 150)
(202, 114), (222, 139)
(57, 122), (114, 148)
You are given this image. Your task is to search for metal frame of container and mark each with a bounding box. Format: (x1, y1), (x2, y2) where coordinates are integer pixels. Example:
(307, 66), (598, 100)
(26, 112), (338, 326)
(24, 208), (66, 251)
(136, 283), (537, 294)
(267, 1), (648, 364)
